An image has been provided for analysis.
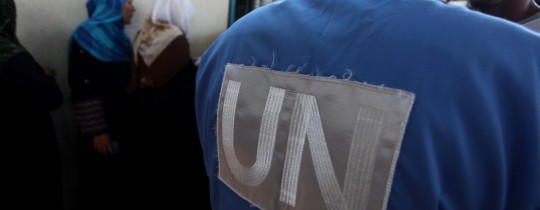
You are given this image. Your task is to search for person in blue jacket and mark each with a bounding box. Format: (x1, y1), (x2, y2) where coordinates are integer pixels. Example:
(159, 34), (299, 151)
(195, 0), (540, 209)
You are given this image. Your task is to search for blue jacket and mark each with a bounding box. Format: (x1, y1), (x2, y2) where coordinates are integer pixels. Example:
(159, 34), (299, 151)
(196, 0), (540, 209)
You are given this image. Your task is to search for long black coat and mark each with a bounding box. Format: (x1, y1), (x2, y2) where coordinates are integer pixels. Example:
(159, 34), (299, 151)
(0, 51), (63, 209)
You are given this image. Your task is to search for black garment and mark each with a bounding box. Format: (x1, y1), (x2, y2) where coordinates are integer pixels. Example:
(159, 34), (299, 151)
(68, 41), (130, 210)
(0, 51), (63, 209)
(124, 60), (210, 209)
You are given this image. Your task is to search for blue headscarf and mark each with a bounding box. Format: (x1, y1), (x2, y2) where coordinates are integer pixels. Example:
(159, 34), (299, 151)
(71, 0), (131, 62)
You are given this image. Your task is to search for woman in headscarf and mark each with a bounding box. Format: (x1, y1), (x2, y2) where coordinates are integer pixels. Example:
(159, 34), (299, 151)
(125, 0), (209, 208)
(0, 0), (63, 209)
(67, 0), (135, 209)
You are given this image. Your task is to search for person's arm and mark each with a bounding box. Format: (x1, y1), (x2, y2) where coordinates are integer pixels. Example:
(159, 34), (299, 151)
(68, 42), (113, 156)
(0, 51), (63, 111)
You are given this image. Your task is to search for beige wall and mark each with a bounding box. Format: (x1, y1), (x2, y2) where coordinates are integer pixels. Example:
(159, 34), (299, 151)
(15, 0), (228, 208)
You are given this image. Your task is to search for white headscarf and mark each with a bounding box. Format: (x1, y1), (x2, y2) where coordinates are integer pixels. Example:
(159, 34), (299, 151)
(151, 0), (196, 35)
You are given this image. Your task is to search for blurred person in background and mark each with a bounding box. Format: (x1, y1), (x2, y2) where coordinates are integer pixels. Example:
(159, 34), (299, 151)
(124, 0), (210, 208)
(67, 0), (135, 209)
(0, 0), (63, 209)
(468, 0), (540, 31)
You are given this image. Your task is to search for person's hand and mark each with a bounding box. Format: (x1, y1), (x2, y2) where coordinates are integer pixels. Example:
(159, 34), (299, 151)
(42, 66), (57, 77)
(93, 133), (113, 156)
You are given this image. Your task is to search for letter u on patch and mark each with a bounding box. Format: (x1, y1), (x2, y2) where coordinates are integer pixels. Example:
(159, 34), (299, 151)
(217, 64), (415, 210)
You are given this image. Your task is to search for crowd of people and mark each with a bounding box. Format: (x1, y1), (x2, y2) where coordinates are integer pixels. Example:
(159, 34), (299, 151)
(1, 0), (208, 209)
(1, 0), (539, 209)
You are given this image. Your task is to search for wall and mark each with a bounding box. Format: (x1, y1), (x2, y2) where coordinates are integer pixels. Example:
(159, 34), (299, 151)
(15, 0), (228, 209)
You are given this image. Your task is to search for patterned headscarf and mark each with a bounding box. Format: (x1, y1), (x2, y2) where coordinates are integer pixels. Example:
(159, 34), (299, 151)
(0, 0), (25, 73)
(71, 0), (131, 62)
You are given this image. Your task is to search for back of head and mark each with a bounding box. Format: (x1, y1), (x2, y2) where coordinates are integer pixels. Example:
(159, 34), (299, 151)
(468, 0), (504, 7)
(151, 0), (195, 34)
(468, 0), (540, 22)
(196, 0), (540, 209)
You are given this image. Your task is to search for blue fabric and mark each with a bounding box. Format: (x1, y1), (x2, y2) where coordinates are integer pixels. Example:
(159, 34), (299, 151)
(71, 0), (131, 62)
(195, 0), (540, 209)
